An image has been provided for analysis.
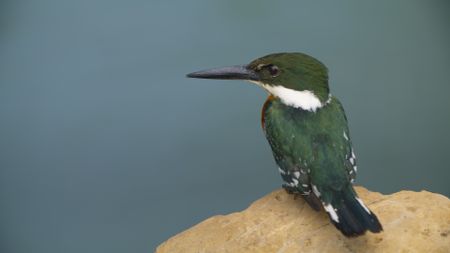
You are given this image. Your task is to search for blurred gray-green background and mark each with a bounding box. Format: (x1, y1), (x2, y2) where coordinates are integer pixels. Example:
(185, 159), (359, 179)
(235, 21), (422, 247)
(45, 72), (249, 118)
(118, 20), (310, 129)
(1, 0), (449, 252)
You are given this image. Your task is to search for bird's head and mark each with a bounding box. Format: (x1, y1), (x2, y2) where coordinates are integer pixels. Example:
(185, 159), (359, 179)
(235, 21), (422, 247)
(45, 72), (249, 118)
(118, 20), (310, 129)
(187, 52), (330, 111)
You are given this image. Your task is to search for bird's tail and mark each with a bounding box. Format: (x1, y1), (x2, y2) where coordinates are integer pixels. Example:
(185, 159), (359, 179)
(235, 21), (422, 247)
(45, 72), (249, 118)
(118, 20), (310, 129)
(321, 185), (383, 237)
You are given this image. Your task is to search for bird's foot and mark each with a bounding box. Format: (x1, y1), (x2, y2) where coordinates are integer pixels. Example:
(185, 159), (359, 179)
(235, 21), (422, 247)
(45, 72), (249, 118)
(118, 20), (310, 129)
(283, 184), (305, 199)
(282, 184), (297, 194)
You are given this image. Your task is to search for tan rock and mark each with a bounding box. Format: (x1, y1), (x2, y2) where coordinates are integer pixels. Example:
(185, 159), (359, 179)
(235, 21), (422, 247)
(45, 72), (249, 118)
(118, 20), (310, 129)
(156, 187), (450, 253)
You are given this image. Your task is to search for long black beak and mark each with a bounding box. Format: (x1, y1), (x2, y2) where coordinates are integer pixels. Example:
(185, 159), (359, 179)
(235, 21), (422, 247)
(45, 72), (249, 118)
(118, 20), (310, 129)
(186, 65), (259, 81)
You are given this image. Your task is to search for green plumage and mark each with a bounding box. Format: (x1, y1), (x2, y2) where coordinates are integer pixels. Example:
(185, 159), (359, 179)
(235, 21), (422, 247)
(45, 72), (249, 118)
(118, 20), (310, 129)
(187, 52), (382, 237)
(263, 96), (354, 199)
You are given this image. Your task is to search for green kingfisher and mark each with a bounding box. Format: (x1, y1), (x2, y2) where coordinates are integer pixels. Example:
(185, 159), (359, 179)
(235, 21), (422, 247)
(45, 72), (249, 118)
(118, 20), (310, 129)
(187, 52), (382, 237)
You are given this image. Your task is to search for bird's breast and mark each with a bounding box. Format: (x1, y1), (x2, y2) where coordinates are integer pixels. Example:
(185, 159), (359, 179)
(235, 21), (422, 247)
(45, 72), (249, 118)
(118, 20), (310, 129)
(261, 95), (275, 130)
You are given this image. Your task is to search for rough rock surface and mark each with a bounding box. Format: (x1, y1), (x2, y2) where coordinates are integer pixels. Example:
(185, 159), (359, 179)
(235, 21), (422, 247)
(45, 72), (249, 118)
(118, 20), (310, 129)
(156, 187), (450, 253)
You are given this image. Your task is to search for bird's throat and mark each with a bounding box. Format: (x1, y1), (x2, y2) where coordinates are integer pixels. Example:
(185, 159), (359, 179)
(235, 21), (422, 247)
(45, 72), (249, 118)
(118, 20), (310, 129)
(250, 81), (330, 112)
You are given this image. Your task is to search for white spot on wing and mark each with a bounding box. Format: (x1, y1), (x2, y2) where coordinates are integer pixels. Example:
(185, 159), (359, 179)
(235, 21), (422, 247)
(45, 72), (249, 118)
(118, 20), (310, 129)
(278, 167), (286, 175)
(356, 197), (371, 214)
(292, 178), (299, 186)
(293, 171), (300, 178)
(349, 157), (355, 165)
(323, 203), (340, 223)
(312, 185), (321, 197)
(343, 131), (349, 141)
(325, 94), (333, 104)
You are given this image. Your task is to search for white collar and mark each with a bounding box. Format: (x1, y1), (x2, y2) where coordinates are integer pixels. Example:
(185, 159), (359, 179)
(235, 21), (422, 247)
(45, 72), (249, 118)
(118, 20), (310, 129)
(250, 81), (331, 112)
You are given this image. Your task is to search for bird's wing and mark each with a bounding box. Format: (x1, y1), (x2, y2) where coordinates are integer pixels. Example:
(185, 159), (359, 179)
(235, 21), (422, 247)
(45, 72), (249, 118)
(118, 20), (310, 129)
(308, 99), (356, 194)
(262, 97), (356, 207)
(263, 97), (381, 236)
(262, 98), (314, 196)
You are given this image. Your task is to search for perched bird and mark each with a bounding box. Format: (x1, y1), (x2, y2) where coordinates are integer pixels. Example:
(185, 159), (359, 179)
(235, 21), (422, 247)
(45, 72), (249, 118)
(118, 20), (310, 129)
(187, 52), (382, 237)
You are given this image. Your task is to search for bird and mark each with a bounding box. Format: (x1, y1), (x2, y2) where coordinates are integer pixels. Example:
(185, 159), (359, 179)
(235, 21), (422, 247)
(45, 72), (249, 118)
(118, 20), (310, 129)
(186, 52), (382, 237)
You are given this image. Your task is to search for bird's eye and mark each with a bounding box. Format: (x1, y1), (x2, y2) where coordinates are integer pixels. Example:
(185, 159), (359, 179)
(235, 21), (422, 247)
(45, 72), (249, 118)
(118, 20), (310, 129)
(267, 64), (279, 77)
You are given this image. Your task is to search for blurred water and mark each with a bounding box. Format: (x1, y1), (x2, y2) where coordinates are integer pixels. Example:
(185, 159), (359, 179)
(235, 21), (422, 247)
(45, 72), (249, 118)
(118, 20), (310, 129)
(0, 0), (449, 252)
